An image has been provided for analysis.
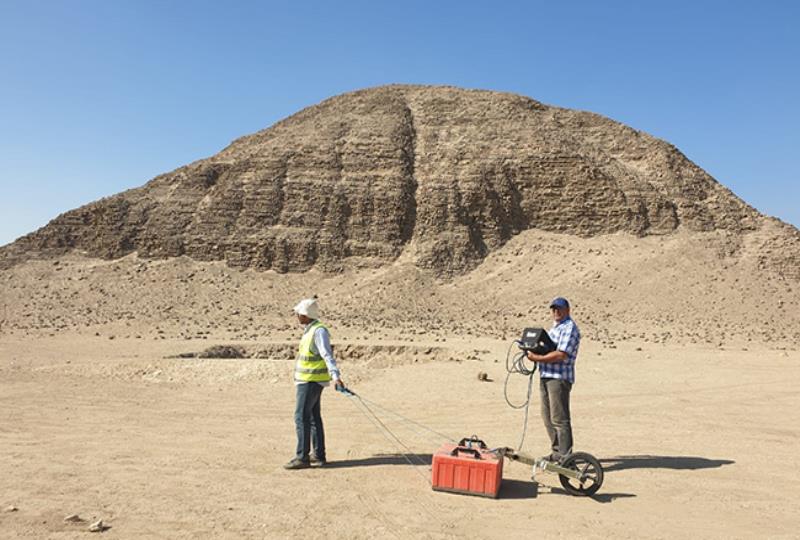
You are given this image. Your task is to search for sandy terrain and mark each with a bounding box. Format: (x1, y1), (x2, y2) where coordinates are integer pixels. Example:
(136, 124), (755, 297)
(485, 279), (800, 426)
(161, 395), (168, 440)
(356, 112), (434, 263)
(1, 330), (798, 539)
(1, 226), (799, 538)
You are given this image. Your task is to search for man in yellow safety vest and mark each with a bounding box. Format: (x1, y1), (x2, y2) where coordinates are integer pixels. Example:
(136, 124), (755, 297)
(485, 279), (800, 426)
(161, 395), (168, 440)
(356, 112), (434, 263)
(284, 297), (345, 470)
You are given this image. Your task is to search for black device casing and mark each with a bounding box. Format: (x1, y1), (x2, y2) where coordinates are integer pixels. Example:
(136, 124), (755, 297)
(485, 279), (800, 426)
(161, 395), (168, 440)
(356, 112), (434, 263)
(519, 327), (556, 355)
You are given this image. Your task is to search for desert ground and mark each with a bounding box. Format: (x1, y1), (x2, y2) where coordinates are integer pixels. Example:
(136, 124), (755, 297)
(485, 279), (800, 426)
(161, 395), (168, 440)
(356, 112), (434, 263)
(1, 334), (798, 539)
(1, 229), (799, 539)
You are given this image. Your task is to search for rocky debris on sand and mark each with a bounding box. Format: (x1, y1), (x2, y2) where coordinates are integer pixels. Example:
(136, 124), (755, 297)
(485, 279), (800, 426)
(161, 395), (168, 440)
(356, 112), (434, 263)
(168, 345), (246, 359)
(4, 505), (18, 512)
(196, 345), (246, 359)
(169, 343), (448, 365)
(88, 519), (110, 532)
(63, 514), (84, 522)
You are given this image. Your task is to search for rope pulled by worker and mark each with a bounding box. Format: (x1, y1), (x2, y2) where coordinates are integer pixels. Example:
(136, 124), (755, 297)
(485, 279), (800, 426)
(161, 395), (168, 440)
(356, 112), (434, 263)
(335, 385), (456, 485)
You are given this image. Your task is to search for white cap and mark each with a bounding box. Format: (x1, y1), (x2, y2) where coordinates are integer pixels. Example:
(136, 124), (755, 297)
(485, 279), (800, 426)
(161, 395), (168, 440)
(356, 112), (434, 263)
(293, 298), (320, 320)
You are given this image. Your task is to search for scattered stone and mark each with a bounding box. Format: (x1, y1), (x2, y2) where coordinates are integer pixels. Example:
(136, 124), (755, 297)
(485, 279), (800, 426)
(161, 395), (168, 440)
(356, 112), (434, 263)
(4, 505), (18, 512)
(64, 513), (83, 522)
(477, 371), (489, 382)
(197, 345), (246, 359)
(88, 520), (110, 532)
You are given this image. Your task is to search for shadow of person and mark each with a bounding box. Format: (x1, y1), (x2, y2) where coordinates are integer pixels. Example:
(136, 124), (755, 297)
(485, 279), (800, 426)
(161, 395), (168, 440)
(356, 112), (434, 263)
(323, 453), (433, 469)
(599, 455), (735, 473)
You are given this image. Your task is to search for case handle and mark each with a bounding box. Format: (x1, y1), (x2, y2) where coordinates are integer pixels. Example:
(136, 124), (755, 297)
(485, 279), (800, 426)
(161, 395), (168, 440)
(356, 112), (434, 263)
(450, 446), (482, 459)
(457, 435), (487, 449)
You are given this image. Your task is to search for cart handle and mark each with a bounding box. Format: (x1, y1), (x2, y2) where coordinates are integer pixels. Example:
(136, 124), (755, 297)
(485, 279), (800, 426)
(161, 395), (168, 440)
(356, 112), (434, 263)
(457, 435), (487, 449)
(450, 446), (483, 459)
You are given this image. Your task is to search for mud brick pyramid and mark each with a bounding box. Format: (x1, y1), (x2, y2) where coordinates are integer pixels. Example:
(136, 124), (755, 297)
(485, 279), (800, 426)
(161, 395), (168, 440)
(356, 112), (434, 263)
(2, 85), (797, 280)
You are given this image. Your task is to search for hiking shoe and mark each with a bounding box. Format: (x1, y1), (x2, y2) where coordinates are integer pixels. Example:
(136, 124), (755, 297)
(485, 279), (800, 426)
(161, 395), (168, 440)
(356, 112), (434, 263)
(310, 456), (327, 467)
(283, 458), (310, 470)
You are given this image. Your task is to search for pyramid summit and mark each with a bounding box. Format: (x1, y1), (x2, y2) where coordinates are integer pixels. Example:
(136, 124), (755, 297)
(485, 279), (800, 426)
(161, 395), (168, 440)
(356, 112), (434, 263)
(1, 84), (790, 275)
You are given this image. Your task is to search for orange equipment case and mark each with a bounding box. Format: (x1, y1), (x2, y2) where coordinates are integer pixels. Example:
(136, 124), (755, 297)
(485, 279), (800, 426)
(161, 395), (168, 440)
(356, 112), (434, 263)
(431, 436), (503, 498)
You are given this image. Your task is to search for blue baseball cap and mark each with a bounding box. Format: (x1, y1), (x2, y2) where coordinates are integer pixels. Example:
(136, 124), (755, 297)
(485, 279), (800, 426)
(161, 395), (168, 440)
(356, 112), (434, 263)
(549, 297), (570, 309)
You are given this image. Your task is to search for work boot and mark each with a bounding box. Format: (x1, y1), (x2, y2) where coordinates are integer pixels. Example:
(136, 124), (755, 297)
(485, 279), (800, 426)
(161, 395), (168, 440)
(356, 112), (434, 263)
(283, 458), (310, 470)
(310, 456), (327, 467)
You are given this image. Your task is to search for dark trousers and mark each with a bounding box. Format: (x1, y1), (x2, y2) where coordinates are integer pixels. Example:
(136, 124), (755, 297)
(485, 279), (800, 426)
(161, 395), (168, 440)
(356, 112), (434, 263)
(294, 382), (325, 461)
(540, 377), (573, 459)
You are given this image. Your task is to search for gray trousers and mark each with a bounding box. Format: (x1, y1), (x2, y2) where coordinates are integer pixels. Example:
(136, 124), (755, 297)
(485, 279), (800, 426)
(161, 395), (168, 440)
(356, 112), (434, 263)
(540, 377), (573, 458)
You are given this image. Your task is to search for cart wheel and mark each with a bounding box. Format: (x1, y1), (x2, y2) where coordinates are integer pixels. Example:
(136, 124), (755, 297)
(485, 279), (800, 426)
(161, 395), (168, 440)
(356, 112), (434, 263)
(558, 452), (603, 496)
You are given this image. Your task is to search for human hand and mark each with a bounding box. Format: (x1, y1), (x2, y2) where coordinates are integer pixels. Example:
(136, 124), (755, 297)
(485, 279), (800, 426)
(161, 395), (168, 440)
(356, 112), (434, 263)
(526, 351), (541, 362)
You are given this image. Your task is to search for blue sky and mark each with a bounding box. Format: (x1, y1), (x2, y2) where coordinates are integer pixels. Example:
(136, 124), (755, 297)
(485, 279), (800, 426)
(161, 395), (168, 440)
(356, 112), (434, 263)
(1, 0), (798, 246)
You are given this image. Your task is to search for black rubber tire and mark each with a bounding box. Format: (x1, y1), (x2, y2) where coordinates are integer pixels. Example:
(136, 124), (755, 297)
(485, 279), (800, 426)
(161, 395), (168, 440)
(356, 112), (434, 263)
(558, 451), (604, 496)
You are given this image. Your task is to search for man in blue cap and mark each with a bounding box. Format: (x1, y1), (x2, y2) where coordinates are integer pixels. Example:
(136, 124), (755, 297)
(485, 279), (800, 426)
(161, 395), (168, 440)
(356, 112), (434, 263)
(525, 297), (581, 462)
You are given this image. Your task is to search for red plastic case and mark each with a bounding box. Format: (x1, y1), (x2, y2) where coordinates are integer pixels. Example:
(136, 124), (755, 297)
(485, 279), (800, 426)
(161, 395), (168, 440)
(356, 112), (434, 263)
(431, 440), (503, 498)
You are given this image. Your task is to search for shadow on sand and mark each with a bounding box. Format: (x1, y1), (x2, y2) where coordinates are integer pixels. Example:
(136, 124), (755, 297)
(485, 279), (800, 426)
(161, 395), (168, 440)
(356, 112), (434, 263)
(500, 478), (636, 502)
(547, 486), (636, 503)
(500, 479), (539, 499)
(324, 453), (646, 503)
(323, 453), (432, 469)
(322, 453), (729, 504)
(543, 454), (734, 503)
(599, 455), (735, 472)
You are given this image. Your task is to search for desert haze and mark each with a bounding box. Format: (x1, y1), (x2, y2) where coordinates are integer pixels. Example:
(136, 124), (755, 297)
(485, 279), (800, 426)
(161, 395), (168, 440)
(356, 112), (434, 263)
(1, 86), (798, 539)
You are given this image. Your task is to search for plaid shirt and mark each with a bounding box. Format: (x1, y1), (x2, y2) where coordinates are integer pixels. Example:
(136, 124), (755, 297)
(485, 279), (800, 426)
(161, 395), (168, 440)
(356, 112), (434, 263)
(539, 316), (580, 383)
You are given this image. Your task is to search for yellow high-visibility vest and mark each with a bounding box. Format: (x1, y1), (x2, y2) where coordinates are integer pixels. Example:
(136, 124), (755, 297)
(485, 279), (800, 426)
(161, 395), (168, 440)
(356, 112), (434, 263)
(294, 320), (331, 383)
